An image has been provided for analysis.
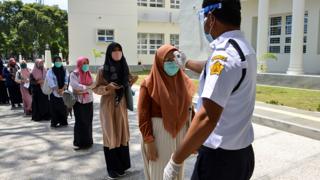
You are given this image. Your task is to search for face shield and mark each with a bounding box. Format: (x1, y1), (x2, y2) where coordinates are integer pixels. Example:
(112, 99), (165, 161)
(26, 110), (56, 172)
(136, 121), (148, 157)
(198, 3), (222, 27)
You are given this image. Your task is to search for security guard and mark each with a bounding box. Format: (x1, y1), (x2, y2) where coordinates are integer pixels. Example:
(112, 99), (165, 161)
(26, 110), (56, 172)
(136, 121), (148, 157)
(163, 0), (256, 180)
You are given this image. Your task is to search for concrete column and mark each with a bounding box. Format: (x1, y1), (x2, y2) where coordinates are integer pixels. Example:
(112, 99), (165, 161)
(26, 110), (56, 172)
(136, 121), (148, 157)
(256, 0), (270, 72)
(287, 0), (305, 75)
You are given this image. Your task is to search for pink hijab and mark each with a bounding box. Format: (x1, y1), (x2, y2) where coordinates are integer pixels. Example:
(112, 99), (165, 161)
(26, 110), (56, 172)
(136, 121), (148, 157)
(20, 60), (31, 80)
(31, 59), (47, 80)
(75, 56), (93, 86)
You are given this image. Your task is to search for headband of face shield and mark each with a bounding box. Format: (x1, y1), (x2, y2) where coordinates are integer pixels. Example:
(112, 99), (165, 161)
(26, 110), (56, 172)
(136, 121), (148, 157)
(199, 3), (223, 43)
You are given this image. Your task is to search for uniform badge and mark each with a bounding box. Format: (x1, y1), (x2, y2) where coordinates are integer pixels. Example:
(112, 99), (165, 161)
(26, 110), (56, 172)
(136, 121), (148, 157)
(211, 55), (227, 61)
(210, 61), (224, 75)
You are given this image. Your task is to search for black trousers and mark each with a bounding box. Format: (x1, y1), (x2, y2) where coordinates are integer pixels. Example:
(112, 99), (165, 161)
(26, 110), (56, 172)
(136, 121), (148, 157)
(73, 101), (93, 147)
(49, 94), (68, 126)
(191, 145), (255, 180)
(104, 145), (131, 175)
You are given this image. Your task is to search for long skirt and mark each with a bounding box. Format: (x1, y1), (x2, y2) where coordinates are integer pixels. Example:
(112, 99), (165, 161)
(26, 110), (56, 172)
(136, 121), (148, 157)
(73, 101), (93, 148)
(7, 84), (22, 106)
(141, 117), (188, 180)
(20, 85), (32, 114)
(49, 94), (68, 126)
(31, 85), (51, 121)
(0, 81), (9, 104)
(104, 145), (131, 176)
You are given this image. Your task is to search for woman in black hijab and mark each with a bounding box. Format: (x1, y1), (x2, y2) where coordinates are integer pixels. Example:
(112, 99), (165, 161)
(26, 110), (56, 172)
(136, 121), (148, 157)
(93, 42), (138, 179)
(47, 56), (68, 127)
(0, 58), (9, 104)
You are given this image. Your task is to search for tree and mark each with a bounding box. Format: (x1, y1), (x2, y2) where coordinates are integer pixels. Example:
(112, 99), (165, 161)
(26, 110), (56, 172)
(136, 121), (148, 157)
(0, 0), (68, 61)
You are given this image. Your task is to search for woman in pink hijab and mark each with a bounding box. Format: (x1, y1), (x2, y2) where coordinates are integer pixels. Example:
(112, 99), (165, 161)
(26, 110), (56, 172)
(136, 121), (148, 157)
(15, 60), (32, 115)
(70, 56), (95, 150)
(30, 59), (51, 121)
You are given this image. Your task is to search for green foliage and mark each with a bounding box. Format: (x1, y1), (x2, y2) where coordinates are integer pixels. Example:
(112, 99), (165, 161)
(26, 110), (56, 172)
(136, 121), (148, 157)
(261, 53), (278, 61)
(0, 0), (68, 60)
(266, 100), (279, 105)
(317, 104), (320, 112)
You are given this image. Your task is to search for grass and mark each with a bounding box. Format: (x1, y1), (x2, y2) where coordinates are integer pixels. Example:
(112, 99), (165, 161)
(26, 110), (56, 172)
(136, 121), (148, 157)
(131, 71), (320, 112)
(256, 85), (320, 111)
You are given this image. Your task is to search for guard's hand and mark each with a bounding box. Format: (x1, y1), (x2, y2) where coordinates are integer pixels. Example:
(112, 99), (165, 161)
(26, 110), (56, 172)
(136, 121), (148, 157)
(174, 51), (187, 69)
(163, 154), (183, 180)
(145, 142), (158, 161)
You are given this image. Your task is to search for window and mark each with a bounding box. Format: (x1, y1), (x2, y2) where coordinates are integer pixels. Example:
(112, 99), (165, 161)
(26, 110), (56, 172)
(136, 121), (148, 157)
(149, 0), (164, 8)
(268, 16), (281, 53)
(268, 12), (308, 54)
(170, 34), (179, 49)
(137, 33), (148, 54)
(137, 33), (164, 55)
(283, 12), (308, 53)
(137, 0), (147, 6)
(97, 29), (114, 43)
(149, 33), (164, 54)
(170, 0), (180, 9)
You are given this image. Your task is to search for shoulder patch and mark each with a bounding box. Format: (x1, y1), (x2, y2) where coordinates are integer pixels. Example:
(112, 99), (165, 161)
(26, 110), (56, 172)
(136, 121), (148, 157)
(210, 61), (224, 75)
(211, 55), (227, 61)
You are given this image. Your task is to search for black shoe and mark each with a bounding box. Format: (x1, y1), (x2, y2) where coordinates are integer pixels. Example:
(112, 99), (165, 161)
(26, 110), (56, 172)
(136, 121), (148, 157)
(17, 104), (22, 107)
(116, 171), (127, 177)
(50, 124), (58, 128)
(107, 171), (119, 179)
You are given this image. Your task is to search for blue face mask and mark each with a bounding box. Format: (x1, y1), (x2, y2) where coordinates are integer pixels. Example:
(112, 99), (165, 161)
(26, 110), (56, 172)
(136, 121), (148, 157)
(54, 62), (63, 68)
(164, 61), (180, 76)
(82, 64), (89, 72)
(199, 3), (222, 43)
(205, 32), (215, 43)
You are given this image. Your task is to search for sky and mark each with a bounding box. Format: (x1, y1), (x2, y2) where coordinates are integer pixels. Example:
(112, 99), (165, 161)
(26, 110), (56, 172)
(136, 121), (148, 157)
(1, 0), (68, 10)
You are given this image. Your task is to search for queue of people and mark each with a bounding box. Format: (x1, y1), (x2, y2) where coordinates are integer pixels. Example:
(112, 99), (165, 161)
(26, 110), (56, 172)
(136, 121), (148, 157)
(0, 1), (257, 179)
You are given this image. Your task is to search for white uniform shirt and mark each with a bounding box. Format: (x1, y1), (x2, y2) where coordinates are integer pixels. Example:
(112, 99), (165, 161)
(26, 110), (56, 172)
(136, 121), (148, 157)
(197, 30), (257, 150)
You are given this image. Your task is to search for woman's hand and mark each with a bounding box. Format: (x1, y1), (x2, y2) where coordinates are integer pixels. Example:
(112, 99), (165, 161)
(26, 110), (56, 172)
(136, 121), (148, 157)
(37, 79), (44, 85)
(145, 142), (158, 161)
(106, 82), (121, 90)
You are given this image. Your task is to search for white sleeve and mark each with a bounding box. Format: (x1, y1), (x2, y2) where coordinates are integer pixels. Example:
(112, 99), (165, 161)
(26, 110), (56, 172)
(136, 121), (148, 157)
(201, 59), (242, 108)
(47, 70), (57, 89)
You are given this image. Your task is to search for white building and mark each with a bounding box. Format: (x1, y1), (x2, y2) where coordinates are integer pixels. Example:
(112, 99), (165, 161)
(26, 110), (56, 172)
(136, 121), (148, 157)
(68, 0), (180, 66)
(69, 0), (320, 74)
(180, 0), (320, 74)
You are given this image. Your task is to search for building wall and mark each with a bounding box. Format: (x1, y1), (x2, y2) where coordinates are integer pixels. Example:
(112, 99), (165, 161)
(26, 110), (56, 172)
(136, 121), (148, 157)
(137, 21), (179, 64)
(137, 1), (180, 65)
(241, 0), (320, 74)
(68, 0), (137, 66)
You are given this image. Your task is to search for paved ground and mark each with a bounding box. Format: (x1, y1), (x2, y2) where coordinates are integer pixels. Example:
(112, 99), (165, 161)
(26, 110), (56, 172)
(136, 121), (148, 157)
(1, 91), (320, 179)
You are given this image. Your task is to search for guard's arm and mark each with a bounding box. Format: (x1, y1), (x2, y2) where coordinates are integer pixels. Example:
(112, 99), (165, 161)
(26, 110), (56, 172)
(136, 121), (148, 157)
(172, 98), (223, 164)
(185, 60), (207, 74)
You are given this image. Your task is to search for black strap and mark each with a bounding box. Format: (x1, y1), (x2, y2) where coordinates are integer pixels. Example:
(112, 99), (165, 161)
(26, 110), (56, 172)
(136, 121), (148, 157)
(228, 39), (247, 94)
(202, 39), (247, 95)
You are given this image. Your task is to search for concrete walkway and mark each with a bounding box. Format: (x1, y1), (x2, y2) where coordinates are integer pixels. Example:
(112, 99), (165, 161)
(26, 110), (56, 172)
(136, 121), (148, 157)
(0, 88), (320, 179)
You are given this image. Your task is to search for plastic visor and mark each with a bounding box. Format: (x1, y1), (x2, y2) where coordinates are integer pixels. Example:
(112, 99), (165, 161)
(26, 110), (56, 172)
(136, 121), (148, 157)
(198, 3), (223, 24)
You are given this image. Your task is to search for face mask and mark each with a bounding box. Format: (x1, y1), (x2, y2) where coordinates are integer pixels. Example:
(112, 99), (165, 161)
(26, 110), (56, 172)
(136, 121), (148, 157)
(199, 3), (222, 43)
(164, 61), (180, 76)
(20, 64), (27, 69)
(82, 64), (89, 72)
(54, 62), (62, 68)
(204, 17), (215, 43)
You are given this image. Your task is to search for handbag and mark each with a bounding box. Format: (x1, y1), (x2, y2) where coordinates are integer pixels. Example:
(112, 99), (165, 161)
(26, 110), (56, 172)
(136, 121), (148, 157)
(41, 76), (52, 95)
(125, 85), (134, 111)
(62, 72), (76, 109)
